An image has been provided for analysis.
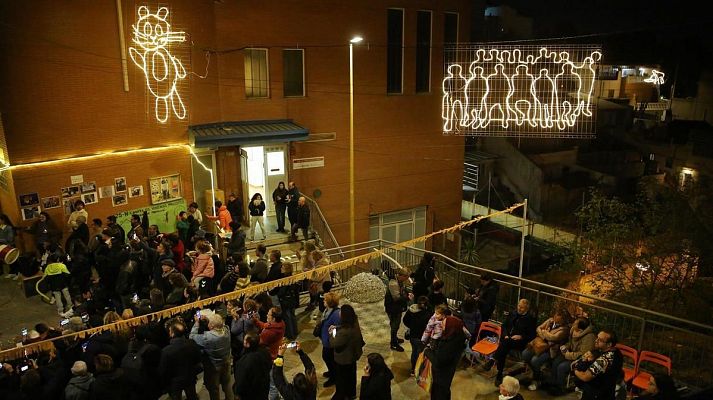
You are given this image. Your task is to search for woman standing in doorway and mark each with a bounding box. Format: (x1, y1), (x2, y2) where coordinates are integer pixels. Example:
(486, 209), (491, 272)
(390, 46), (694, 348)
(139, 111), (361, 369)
(249, 193), (267, 241)
(272, 182), (289, 233)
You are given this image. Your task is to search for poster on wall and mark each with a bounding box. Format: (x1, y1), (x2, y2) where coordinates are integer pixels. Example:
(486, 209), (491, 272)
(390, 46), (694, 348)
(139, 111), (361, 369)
(112, 193), (128, 207)
(80, 181), (97, 193)
(99, 186), (114, 199)
(63, 196), (80, 215)
(41, 196), (61, 210)
(149, 174), (182, 205)
(18, 193), (39, 207)
(115, 199), (187, 236)
(82, 192), (98, 205)
(114, 177), (127, 193)
(61, 186), (80, 198)
(129, 185), (144, 198)
(21, 206), (40, 221)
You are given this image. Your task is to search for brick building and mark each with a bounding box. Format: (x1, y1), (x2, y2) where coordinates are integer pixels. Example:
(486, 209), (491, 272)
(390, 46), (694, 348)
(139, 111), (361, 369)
(0, 0), (480, 252)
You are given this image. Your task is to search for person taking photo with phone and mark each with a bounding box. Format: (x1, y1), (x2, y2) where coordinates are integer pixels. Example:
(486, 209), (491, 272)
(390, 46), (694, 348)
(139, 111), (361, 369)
(272, 341), (317, 400)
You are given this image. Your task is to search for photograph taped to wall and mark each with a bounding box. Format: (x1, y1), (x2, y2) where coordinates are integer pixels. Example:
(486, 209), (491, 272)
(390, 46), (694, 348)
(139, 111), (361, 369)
(442, 44), (601, 138)
(61, 186), (80, 198)
(129, 185), (144, 198)
(80, 181), (97, 193)
(112, 193), (128, 207)
(18, 193), (39, 207)
(82, 192), (98, 205)
(21, 206), (40, 221)
(41, 196), (61, 210)
(99, 186), (114, 199)
(114, 177), (127, 193)
(63, 196), (80, 215)
(149, 174), (182, 204)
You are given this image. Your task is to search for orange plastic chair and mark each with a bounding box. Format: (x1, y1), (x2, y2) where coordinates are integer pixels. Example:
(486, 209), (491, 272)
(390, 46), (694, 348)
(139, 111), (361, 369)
(469, 322), (502, 366)
(615, 344), (638, 383)
(632, 351), (672, 390)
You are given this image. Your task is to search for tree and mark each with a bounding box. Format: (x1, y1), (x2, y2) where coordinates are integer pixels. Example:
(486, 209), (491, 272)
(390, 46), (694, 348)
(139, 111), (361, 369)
(572, 183), (701, 312)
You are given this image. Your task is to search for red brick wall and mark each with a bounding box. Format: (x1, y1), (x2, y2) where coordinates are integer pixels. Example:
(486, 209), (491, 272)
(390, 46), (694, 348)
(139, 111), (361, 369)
(0, 0), (475, 246)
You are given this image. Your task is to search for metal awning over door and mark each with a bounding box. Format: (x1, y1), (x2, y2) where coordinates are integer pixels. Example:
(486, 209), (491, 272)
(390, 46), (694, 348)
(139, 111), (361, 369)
(189, 119), (309, 147)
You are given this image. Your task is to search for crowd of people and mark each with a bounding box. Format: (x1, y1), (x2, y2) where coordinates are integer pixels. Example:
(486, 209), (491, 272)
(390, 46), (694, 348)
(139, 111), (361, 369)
(0, 199), (679, 400)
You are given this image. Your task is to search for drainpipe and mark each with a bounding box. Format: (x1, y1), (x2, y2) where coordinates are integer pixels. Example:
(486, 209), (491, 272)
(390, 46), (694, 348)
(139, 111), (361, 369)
(116, 0), (130, 92)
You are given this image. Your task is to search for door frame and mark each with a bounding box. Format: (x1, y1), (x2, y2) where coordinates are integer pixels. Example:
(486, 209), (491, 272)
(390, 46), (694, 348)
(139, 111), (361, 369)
(189, 149), (217, 213)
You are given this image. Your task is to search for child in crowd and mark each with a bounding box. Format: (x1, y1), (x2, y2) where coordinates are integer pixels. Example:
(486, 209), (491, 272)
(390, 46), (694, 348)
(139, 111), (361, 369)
(421, 304), (449, 345)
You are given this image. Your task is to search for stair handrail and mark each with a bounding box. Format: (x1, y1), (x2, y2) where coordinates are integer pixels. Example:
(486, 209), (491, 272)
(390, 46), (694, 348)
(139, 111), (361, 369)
(302, 194), (345, 260)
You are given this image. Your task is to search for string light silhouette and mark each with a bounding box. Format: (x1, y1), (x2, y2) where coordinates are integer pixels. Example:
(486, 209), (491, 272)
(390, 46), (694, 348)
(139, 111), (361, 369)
(128, 6), (187, 124)
(644, 69), (665, 85)
(442, 45), (601, 138)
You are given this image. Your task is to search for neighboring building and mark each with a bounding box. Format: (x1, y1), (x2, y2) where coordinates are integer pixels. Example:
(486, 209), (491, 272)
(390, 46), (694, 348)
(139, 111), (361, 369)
(0, 0), (480, 251)
(483, 5), (533, 40)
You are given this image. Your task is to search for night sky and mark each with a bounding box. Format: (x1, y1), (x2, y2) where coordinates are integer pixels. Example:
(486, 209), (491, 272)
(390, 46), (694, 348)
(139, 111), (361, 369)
(487, 0), (713, 97)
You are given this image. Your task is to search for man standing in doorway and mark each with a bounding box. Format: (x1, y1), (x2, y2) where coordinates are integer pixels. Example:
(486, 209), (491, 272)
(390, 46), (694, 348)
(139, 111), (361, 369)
(574, 330), (624, 400)
(290, 197), (310, 242)
(286, 182), (300, 229)
(226, 193), (243, 225)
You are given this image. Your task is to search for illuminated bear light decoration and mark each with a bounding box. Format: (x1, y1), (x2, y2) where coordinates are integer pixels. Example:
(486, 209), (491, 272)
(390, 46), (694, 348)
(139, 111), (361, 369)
(442, 47), (602, 136)
(129, 6), (187, 123)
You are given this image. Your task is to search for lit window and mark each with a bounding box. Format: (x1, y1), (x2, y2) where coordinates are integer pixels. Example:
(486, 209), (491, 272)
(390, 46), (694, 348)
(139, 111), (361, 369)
(244, 48), (269, 98)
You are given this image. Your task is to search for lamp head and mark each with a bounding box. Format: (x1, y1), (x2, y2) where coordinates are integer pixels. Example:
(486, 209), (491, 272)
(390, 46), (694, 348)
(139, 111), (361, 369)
(350, 36), (363, 44)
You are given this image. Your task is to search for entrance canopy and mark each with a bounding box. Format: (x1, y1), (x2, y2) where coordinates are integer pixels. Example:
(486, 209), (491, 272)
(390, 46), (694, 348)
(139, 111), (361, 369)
(189, 119), (309, 148)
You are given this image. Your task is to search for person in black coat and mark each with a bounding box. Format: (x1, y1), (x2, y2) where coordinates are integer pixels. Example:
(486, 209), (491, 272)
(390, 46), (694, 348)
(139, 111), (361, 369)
(159, 320), (202, 400)
(475, 273), (498, 322)
(403, 296), (431, 374)
(484, 299), (537, 384)
(359, 353), (393, 400)
(286, 182), (300, 228)
(121, 326), (163, 400)
(272, 342), (317, 400)
(425, 316), (467, 400)
(90, 354), (129, 400)
(290, 196), (310, 241)
(411, 253), (436, 299)
(234, 332), (272, 400)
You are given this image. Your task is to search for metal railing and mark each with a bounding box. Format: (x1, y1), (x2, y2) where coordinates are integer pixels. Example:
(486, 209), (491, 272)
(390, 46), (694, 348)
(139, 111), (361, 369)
(316, 239), (713, 386)
(302, 195), (345, 261)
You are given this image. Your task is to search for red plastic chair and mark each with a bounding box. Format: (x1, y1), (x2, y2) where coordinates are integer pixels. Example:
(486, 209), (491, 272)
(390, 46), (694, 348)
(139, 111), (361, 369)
(615, 343), (638, 383)
(632, 351), (672, 390)
(469, 322), (502, 366)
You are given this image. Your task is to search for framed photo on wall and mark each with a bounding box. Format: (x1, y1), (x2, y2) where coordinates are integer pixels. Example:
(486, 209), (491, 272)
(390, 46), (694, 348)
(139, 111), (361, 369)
(21, 206), (40, 221)
(112, 193), (128, 207)
(82, 192), (98, 205)
(114, 177), (127, 193)
(99, 186), (114, 199)
(80, 181), (97, 193)
(18, 193), (39, 207)
(129, 185), (144, 198)
(41, 196), (61, 209)
(149, 174), (182, 204)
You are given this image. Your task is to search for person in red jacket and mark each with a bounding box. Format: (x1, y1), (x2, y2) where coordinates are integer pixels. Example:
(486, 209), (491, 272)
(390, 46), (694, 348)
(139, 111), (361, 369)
(207, 200), (232, 231)
(255, 306), (286, 360)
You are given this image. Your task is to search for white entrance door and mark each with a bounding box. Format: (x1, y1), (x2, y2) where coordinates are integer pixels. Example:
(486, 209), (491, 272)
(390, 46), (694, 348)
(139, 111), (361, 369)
(264, 145), (287, 216)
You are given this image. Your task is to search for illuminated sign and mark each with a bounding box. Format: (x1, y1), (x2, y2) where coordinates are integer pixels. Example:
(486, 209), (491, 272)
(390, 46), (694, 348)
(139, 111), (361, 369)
(442, 45), (601, 138)
(644, 69), (665, 85)
(129, 6), (187, 123)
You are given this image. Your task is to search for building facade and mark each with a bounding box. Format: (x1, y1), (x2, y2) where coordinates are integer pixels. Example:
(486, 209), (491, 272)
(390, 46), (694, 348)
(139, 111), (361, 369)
(0, 0), (479, 251)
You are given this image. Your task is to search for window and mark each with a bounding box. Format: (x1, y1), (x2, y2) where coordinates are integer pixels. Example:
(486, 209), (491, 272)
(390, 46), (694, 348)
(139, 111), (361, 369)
(416, 11), (432, 93)
(369, 207), (428, 267)
(387, 9), (404, 94)
(244, 48), (269, 98)
(283, 49), (304, 97)
(444, 12), (459, 64)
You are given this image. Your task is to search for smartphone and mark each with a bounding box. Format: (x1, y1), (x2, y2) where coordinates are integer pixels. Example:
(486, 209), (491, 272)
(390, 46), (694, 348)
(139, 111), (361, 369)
(331, 329), (337, 338)
(132, 293), (139, 303)
(196, 310), (201, 319)
(286, 342), (298, 349)
(60, 318), (70, 327)
(81, 313), (89, 323)
(20, 365), (29, 372)
(81, 342), (88, 352)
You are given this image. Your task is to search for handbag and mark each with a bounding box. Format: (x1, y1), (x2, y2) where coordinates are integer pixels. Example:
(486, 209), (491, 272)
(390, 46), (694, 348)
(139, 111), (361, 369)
(313, 309), (334, 338)
(415, 352), (433, 392)
(528, 336), (549, 355)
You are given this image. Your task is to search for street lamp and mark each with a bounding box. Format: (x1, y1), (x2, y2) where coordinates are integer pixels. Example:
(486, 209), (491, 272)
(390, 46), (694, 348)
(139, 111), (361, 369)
(349, 36), (362, 245)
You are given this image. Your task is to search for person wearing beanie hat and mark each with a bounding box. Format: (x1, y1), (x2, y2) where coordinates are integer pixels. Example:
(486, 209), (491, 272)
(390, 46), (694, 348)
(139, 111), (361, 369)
(65, 360), (94, 400)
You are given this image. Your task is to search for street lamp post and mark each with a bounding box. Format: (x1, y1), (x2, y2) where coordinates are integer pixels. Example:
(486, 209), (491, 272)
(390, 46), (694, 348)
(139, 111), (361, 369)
(349, 36), (362, 245)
